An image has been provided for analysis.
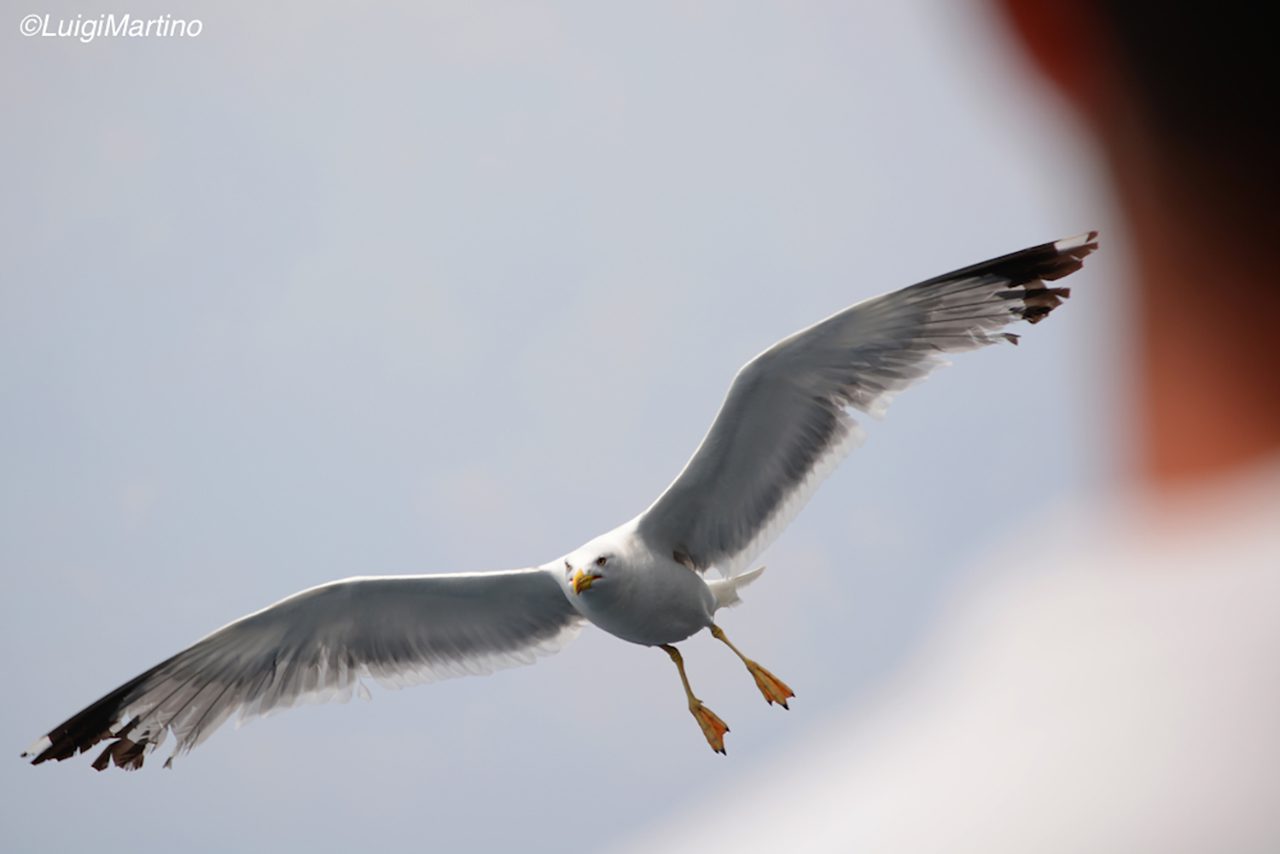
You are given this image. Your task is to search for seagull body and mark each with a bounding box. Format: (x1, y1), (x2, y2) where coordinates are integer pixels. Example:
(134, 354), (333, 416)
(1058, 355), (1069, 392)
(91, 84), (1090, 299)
(559, 529), (727, 646)
(23, 233), (1098, 769)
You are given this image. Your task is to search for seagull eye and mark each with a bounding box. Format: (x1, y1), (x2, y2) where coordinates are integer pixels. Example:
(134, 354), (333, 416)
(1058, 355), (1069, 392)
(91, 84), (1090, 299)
(595, 556), (607, 567)
(564, 560), (572, 572)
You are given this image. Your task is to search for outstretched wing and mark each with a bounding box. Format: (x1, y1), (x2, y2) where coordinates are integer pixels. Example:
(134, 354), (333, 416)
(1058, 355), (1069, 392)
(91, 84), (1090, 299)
(23, 568), (581, 771)
(635, 233), (1098, 577)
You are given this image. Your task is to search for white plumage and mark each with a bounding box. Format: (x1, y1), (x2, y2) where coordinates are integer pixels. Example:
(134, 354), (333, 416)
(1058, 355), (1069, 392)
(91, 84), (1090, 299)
(23, 232), (1097, 769)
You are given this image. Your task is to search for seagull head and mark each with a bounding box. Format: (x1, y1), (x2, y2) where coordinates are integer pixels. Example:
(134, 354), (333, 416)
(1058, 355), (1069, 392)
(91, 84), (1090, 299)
(566, 553), (609, 595)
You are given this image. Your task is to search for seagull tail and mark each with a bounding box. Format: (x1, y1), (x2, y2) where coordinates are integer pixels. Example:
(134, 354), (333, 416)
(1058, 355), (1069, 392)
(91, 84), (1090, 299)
(708, 566), (766, 611)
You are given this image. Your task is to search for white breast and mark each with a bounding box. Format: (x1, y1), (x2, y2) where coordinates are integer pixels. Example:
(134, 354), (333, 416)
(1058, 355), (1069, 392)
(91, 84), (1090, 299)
(564, 546), (717, 647)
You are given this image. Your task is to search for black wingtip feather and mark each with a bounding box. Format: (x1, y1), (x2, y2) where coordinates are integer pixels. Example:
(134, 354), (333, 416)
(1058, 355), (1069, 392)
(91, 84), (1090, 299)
(25, 655), (174, 768)
(947, 232), (1098, 328)
(923, 231), (1099, 294)
(91, 737), (149, 772)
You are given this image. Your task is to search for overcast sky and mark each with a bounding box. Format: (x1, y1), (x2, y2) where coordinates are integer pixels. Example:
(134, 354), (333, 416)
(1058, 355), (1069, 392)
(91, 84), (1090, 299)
(2, 2), (1121, 851)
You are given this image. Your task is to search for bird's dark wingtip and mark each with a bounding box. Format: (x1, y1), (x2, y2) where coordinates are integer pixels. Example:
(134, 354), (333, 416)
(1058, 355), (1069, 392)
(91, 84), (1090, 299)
(23, 662), (166, 769)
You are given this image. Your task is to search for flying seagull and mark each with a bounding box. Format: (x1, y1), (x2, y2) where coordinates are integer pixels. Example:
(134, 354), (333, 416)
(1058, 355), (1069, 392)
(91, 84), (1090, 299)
(23, 233), (1098, 769)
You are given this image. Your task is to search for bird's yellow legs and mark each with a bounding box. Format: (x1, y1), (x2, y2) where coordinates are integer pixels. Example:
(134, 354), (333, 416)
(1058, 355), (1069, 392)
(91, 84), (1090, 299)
(711, 624), (796, 710)
(661, 644), (730, 754)
(662, 627), (795, 754)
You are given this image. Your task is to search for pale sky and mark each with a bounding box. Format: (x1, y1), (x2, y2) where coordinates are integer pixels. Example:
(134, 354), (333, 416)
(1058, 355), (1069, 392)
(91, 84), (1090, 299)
(2, 2), (1121, 851)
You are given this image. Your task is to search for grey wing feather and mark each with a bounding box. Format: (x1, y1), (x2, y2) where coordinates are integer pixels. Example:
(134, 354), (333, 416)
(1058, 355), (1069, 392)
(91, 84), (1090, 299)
(635, 233), (1098, 577)
(23, 568), (581, 770)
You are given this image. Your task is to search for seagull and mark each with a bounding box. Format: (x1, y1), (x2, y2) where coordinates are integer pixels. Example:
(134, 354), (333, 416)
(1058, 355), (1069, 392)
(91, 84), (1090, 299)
(23, 233), (1097, 769)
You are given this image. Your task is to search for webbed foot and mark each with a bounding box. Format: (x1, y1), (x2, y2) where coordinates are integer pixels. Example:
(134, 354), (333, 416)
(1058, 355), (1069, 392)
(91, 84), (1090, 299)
(688, 699), (730, 754)
(746, 661), (795, 709)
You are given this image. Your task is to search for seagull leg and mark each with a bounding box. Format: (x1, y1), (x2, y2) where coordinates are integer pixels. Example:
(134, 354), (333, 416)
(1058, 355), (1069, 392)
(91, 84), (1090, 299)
(660, 644), (729, 754)
(711, 624), (795, 710)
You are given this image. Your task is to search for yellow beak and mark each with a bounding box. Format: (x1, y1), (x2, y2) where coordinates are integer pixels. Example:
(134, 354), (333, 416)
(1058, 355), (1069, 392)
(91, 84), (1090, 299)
(571, 569), (602, 595)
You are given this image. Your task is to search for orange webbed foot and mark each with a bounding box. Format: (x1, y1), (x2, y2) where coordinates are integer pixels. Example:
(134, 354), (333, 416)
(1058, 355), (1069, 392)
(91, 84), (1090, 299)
(689, 700), (730, 754)
(747, 661), (795, 710)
